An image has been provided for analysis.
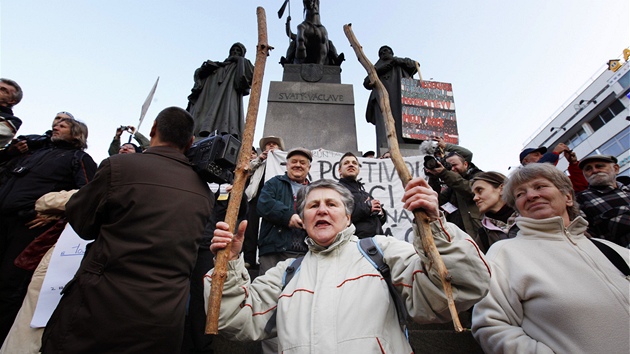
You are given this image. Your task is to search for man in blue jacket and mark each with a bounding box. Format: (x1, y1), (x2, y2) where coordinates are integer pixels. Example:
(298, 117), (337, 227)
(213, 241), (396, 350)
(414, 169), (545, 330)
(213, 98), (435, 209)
(257, 147), (312, 276)
(519, 143), (569, 166)
(256, 147), (312, 354)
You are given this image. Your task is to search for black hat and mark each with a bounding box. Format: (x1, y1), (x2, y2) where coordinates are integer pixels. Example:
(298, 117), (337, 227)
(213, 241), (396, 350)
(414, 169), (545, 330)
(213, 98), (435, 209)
(362, 150), (376, 158)
(578, 155), (618, 169)
(122, 142), (143, 153)
(519, 147), (547, 164)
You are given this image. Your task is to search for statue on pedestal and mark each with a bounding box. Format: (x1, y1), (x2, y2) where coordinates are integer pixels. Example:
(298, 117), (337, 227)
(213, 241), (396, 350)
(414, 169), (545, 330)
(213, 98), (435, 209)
(364, 45), (417, 152)
(279, 0), (344, 66)
(187, 42), (254, 139)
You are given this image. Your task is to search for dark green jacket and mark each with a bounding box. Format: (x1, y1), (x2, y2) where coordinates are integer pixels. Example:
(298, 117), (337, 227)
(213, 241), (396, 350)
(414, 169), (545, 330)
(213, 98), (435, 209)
(108, 131), (150, 156)
(437, 167), (483, 239)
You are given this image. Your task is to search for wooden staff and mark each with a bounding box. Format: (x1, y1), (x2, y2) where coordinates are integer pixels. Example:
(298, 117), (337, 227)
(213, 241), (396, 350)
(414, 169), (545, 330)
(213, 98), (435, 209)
(205, 6), (272, 335)
(343, 24), (463, 332)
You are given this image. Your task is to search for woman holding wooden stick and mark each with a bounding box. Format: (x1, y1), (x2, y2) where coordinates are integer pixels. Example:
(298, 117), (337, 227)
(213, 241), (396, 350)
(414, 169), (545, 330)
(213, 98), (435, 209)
(205, 178), (490, 353)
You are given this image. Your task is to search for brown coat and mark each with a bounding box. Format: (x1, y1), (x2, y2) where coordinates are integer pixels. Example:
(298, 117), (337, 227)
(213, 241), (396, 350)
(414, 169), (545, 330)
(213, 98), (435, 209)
(41, 147), (214, 353)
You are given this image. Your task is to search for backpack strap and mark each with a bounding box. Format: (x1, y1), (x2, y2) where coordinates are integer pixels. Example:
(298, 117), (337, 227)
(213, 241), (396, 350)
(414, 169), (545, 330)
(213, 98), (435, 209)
(590, 238), (630, 276)
(282, 256), (305, 289)
(264, 256), (305, 334)
(358, 238), (409, 331)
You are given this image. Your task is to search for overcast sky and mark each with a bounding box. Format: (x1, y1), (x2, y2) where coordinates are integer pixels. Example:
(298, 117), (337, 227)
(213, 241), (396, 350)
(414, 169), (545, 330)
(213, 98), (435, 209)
(1, 0), (628, 174)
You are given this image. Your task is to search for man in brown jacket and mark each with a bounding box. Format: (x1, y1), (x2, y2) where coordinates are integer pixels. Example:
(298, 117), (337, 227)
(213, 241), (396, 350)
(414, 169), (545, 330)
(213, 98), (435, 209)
(41, 107), (214, 353)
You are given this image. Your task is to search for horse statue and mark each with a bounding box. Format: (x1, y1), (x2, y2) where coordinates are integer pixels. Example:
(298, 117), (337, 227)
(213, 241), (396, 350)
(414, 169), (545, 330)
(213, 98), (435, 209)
(280, 0), (344, 66)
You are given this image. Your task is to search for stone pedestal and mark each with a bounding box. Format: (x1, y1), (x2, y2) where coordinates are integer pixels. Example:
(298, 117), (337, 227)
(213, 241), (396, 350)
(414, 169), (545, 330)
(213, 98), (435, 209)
(262, 64), (358, 153)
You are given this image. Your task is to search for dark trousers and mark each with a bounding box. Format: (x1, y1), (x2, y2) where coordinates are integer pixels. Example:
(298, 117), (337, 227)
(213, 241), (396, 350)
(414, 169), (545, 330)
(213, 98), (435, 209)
(0, 215), (48, 345)
(182, 248), (215, 353)
(243, 197), (260, 267)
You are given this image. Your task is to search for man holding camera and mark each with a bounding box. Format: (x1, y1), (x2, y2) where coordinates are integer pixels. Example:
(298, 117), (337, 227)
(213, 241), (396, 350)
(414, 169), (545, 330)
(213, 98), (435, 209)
(0, 111), (74, 167)
(424, 146), (482, 239)
(519, 143), (588, 193)
(108, 125), (149, 156)
(41, 107), (214, 353)
(0, 117), (96, 345)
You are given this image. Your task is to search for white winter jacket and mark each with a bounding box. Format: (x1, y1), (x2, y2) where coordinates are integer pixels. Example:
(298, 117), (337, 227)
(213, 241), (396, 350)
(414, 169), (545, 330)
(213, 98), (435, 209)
(205, 218), (491, 353)
(472, 216), (630, 354)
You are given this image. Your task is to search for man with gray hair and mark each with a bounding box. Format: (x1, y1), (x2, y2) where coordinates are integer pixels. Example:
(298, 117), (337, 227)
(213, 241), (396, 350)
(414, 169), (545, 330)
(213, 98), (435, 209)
(0, 111), (74, 164)
(0, 79), (23, 147)
(0, 79), (22, 116)
(576, 155), (629, 247)
(0, 118), (96, 345)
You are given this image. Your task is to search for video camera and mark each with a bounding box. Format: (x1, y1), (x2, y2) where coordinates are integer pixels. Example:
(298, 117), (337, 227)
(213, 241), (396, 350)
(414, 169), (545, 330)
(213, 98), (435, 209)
(187, 132), (241, 184)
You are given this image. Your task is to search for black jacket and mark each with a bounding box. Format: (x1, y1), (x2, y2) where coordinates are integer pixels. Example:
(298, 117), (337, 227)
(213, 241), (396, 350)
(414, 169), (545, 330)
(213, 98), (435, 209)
(0, 141), (96, 217)
(338, 177), (387, 239)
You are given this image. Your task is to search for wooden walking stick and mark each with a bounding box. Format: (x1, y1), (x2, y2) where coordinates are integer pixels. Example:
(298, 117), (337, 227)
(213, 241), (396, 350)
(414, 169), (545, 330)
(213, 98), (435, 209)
(343, 24), (463, 332)
(205, 6), (272, 335)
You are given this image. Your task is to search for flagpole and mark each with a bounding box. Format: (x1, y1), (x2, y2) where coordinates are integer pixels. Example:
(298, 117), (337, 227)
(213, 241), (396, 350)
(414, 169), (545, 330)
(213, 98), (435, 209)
(128, 77), (160, 143)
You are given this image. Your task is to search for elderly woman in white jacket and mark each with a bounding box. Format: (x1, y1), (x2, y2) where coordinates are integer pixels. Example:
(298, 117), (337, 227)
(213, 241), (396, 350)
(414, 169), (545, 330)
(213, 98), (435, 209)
(207, 178), (491, 353)
(472, 163), (629, 354)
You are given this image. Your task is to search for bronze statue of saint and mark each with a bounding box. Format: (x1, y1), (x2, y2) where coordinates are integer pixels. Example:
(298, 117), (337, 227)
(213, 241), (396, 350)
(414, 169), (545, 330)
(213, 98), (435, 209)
(280, 0), (343, 66)
(364, 45), (417, 152)
(187, 43), (254, 139)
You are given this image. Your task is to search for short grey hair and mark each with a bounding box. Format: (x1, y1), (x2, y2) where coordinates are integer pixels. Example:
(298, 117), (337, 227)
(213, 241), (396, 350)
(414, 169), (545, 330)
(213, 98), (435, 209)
(0, 78), (23, 107)
(296, 179), (354, 219)
(503, 163), (579, 220)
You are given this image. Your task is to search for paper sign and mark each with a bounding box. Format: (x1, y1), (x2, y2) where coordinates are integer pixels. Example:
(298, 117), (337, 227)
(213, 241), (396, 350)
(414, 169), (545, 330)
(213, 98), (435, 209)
(31, 225), (92, 328)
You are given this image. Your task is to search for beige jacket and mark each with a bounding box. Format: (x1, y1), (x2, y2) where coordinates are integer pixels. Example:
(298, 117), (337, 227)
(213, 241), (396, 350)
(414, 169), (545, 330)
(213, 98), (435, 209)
(205, 218), (491, 353)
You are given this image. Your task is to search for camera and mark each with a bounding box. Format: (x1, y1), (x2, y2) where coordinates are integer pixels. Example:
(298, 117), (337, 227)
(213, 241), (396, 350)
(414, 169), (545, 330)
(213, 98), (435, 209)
(17, 134), (50, 150)
(423, 155), (452, 171)
(187, 132), (241, 184)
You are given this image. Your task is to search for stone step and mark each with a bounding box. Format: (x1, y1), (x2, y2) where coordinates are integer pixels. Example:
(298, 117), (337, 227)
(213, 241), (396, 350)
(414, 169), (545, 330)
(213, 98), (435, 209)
(207, 326), (483, 354)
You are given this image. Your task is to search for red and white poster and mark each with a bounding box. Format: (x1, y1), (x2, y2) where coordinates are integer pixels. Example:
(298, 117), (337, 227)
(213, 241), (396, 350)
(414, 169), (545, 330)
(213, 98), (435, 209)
(400, 78), (459, 144)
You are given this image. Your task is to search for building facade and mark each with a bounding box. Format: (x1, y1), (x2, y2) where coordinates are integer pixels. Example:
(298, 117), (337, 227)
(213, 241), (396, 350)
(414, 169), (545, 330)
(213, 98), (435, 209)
(523, 48), (630, 177)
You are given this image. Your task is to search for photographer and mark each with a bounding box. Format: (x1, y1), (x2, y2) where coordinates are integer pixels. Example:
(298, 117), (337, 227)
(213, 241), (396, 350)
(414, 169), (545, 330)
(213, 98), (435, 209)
(0, 112), (74, 166)
(0, 118), (96, 344)
(108, 125), (149, 156)
(424, 147), (483, 239)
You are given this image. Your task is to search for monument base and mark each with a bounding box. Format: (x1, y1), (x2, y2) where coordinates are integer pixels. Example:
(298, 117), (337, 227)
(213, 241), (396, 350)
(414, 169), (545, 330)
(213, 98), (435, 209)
(263, 65), (357, 153)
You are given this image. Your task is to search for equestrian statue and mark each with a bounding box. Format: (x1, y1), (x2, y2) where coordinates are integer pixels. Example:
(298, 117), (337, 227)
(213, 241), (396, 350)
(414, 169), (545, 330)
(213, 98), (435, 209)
(279, 0), (344, 66)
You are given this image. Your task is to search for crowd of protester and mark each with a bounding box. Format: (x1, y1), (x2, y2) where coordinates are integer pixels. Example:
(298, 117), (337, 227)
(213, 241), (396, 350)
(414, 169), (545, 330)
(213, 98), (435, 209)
(0, 77), (627, 353)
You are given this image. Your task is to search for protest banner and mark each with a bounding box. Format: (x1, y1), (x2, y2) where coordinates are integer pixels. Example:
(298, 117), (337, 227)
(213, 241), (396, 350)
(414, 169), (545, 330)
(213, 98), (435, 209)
(400, 77), (459, 144)
(266, 149), (426, 242)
